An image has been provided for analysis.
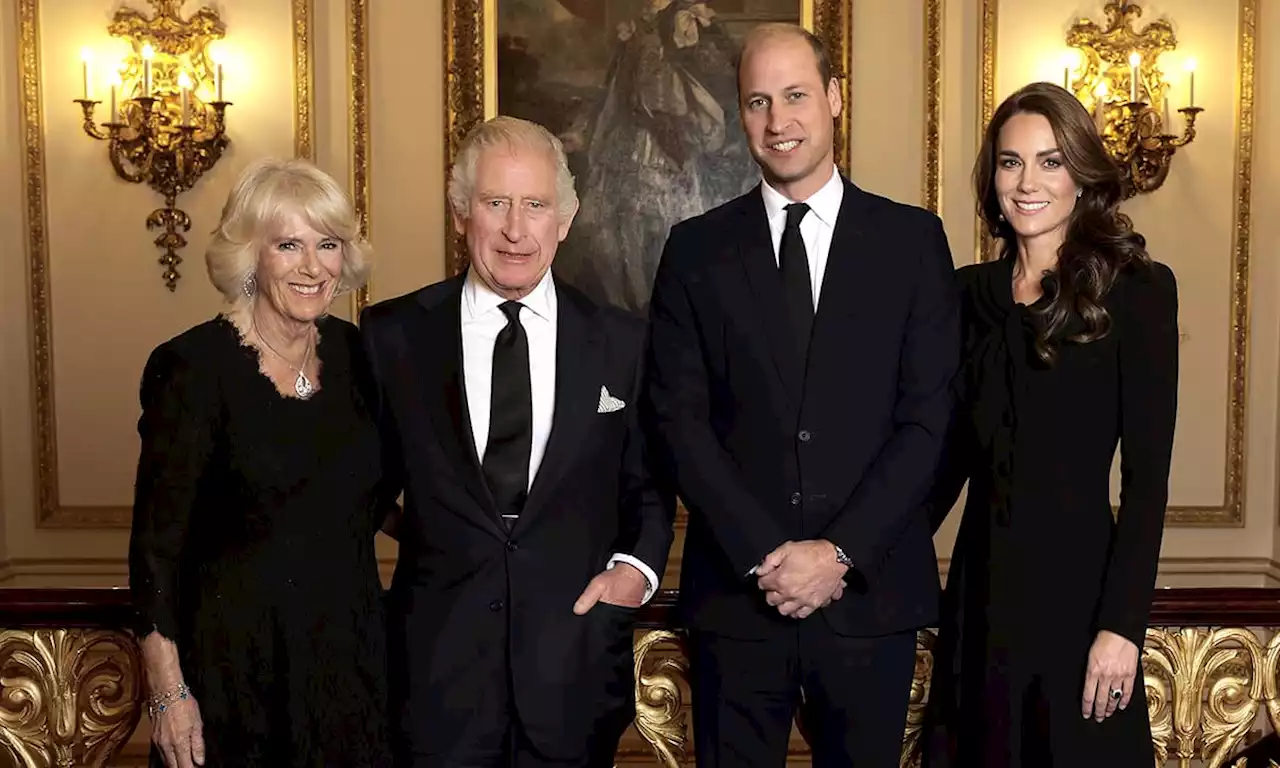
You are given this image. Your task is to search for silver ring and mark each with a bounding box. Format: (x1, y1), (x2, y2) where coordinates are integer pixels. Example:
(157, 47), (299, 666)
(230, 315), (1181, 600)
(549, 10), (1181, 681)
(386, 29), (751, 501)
(1110, 688), (1123, 700)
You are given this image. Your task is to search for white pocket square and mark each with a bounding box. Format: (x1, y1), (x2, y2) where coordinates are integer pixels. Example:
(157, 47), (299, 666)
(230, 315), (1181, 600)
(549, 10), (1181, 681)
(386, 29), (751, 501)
(597, 385), (626, 414)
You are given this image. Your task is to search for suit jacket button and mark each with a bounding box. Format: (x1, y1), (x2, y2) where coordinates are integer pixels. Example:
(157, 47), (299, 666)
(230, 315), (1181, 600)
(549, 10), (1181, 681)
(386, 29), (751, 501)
(790, 492), (802, 506)
(798, 429), (812, 442)
(506, 540), (518, 552)
(489, 599), (504, 611)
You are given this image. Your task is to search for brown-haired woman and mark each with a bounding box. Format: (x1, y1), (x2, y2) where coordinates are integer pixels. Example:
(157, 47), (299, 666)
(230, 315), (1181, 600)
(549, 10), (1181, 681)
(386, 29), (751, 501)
(920, 81), (1178, 767)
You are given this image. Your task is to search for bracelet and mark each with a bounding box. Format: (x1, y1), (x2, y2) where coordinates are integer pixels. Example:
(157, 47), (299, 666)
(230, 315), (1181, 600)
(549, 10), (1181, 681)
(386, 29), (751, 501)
(146, 682), (190, 719)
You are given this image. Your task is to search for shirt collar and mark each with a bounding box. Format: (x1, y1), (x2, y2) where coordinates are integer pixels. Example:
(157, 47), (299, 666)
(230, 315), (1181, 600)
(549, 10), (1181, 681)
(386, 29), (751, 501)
(462, 268), (557, 323)
(760, 164), (844, 228)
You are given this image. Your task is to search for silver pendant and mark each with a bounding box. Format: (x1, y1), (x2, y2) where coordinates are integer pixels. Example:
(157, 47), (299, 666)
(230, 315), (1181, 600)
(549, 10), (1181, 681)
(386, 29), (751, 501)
(294, 371), (314, 399)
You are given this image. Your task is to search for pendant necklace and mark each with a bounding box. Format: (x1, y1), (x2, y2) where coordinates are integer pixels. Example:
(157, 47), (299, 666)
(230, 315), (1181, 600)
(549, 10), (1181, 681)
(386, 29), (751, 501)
(253, 320), (316, 399)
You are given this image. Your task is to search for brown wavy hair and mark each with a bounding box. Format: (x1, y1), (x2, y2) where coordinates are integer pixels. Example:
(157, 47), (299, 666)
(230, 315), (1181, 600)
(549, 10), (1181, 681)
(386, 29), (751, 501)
(973, 81), (1150, 364)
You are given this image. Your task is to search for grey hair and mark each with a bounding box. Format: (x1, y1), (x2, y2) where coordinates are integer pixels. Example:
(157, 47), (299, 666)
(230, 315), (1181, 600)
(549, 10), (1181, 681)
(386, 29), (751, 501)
(206, 157), (371, 311)
(447, 116), (578, 221)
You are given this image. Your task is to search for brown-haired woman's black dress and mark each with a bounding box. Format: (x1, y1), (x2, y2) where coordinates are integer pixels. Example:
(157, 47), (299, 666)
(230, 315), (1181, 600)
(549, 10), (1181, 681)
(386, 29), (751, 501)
(921, 257), (1178, 767)
(129, 315), (392, 767)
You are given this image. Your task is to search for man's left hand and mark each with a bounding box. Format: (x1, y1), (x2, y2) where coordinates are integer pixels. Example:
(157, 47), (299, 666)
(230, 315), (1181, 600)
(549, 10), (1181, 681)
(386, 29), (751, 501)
(573, 562), (648, 614)
(756, 540), (849, 619)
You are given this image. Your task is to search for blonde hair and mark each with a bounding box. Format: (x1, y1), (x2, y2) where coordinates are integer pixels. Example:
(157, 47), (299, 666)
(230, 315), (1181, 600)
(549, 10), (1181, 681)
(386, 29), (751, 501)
(447, 116), (578, 221)
(206, 158), (371, 309)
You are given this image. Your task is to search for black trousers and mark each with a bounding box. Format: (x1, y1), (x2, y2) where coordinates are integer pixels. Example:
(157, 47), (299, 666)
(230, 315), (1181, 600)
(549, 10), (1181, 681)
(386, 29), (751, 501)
(689, 619), (918, 768)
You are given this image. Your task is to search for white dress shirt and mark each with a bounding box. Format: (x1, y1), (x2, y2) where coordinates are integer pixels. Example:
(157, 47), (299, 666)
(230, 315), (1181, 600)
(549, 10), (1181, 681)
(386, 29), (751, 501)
(460, 270), (659, 603)
(760, 164), (844, 309)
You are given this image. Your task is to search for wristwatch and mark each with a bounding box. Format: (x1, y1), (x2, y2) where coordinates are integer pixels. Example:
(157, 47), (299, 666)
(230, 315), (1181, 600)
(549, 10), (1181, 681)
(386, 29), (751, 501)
(833, 544), (853, 569)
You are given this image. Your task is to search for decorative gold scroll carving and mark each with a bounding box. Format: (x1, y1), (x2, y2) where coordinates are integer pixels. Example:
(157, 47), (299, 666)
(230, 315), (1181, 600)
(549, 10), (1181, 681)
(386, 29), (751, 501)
(0, 629), (141, 768)
(632, 630), (689, 768)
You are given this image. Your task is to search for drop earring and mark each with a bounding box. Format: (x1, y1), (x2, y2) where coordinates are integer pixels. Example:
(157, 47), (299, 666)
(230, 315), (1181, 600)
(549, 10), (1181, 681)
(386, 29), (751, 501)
(242, 273), (257, 298)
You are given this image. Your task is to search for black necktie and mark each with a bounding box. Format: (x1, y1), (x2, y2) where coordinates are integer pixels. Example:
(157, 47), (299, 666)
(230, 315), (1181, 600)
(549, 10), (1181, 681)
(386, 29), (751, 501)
(483, 301), (532, 526)
(779, 202), (814, 349)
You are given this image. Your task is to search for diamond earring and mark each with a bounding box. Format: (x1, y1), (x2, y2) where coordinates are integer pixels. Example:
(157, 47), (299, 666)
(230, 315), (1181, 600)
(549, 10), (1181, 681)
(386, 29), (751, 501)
(242, 273), (257, 298)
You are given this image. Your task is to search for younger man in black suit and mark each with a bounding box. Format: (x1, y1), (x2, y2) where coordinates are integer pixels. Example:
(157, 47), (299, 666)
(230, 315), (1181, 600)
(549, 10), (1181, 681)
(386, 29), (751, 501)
(644, 23), (961, 767)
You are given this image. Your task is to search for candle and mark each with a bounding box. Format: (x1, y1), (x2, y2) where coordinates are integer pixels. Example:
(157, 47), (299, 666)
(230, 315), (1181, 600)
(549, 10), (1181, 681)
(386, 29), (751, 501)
(178, 72), (192, 126)
(1186, 58), (1197, 107)
(109, 81), (117, 123)
(216, 63), (223, 102)
(80, 49), (91, 100)
(141, 43), (154, 97)
(1128, 51), (1141, 103)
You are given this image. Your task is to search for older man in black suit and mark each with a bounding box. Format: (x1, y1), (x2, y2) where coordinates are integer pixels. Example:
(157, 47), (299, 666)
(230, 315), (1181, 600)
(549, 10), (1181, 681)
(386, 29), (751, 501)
(361, 115), (676, 768)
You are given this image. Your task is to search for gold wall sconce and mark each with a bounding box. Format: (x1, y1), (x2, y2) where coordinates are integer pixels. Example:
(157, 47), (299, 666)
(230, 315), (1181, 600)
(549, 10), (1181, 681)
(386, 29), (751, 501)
(1061, 1), (1201, 198)
(74, 0), (231, 290)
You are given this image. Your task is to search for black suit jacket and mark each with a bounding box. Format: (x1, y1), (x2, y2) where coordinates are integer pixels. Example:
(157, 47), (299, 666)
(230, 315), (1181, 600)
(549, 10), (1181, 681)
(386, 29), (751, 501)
(359, 274), (675, 757)
(644, 177), (960, 639)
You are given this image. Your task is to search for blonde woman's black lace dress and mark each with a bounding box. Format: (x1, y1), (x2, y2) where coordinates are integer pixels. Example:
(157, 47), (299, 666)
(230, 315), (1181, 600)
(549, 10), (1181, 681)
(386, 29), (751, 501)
(129, 315), (392, 767)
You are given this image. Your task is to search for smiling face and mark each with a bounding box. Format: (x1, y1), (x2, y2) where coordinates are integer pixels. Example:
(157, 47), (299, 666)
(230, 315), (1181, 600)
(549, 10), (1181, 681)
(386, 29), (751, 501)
(255, 209), (344, 325)
(453, 142), (573, 300)
(738, 31), (842, 201)
(994, 111), (1080, 248)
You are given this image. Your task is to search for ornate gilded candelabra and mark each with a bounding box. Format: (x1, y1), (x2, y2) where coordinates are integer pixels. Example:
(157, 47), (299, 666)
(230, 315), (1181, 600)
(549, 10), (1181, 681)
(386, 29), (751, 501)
(1064, 1), (1202, 198)
(74, 0), (230, 290)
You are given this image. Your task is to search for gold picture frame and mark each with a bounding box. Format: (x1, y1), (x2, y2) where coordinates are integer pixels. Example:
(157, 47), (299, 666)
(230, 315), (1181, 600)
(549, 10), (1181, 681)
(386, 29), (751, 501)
(443, 0), (854, 288)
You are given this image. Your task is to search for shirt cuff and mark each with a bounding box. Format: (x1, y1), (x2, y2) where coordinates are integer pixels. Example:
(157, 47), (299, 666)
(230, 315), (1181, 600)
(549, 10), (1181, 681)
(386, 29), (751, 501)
(607, 553), (659, 605)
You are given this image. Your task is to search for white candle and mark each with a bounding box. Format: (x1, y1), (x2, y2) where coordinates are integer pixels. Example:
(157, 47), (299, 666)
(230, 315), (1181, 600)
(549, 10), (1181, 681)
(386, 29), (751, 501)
(216, 64), (223, 101)
(178, 72), (192, 126)
(141, 44), (154, 98)
(109, 82), (117, 123)
(1129, 52), (1141, 103)
(1186, 59), (1197, 107)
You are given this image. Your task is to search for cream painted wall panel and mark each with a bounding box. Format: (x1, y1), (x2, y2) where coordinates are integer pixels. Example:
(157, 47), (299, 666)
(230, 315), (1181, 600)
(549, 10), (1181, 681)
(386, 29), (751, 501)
(0, 0), (21, 573)
(849, 0), (925, 206)
(43, 0), (300, 509)
(366, 2), (446, 303)
(1257, 8), (1280, 548)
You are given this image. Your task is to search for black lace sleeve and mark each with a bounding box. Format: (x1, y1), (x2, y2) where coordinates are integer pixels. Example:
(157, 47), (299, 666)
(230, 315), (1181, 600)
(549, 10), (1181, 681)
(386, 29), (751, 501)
(128, 340), (218, 641)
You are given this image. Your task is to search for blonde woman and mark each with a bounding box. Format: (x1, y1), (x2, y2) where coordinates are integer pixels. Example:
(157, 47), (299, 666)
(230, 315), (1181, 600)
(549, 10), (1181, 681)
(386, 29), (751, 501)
(128, 158), (392, 767)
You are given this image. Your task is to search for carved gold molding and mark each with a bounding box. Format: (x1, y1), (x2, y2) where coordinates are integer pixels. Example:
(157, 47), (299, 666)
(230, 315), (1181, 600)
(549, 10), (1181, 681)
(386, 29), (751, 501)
(974, 0), (997, 264)
(923, 0), (943, 214)
(0, 629), (141, 768)
(974, 0), (1254, 527)
(348, 0), (371, 316)
(443, 0), (853, 277)
(632, 630), (688, 768)
(293, 0), (314, 161)
(19, 0), (315, 528)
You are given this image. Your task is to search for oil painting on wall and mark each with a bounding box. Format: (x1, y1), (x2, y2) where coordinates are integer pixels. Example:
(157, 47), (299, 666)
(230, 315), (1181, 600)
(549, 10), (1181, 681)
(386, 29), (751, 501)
(446, 0), (851, 314)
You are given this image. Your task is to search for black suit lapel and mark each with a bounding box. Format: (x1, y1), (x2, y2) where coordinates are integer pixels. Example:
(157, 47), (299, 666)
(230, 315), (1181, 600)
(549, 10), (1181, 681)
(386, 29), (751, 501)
(413, 283), (506, 534)
(516, 282), (601, 531)
(736, 189), (804, 405)
(809, 179), (874, 352)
